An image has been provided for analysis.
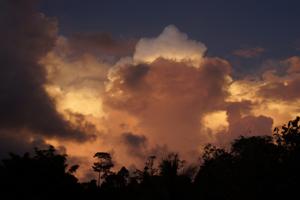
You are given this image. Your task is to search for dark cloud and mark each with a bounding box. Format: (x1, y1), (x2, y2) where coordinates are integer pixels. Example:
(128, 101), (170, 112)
(122, 132), (147, 148)
(121, 132), (148, 159)
(0, 129), (48, 159)
(67, 32), (136, 61)
(0, 0), (91, 141)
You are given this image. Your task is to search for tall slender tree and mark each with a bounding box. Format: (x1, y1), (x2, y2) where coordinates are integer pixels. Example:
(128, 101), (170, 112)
(92, 152), (114, 187)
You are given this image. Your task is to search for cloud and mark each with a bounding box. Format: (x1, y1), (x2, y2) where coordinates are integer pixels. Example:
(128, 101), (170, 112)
(100, 26), (281, 164)
(1, 5), (298, 182)
(258, 57), (300, 101)
(39, 22), (300, 181)
(0, 129), (48, 159)
(227, 56), (300, 127)
(285, 56), (300, 73)
(104, 56), (232, 158)
(121, 132), (148, 158)
(121, 132), (148, 148)
(38, 32), (140, 178)
(133, 25), (207, 66)
(41, 36), (110, 119)
(68, 32), (136, 60)
(218, 101), (273, 144)
(0, 0), (92, 141)
(233, 47), (265, 58)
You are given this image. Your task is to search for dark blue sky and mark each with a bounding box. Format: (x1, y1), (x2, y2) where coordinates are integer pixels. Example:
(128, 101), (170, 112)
(40, 0), (300, 75)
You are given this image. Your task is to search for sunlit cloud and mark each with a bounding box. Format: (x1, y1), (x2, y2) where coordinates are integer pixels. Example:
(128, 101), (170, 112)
(1, 0), (300, 181)
(133, 25), (207, 67)
(37, 23), (300, 180)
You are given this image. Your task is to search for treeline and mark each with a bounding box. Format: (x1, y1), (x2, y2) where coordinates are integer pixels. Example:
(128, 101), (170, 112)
(0, 117), (300, 200)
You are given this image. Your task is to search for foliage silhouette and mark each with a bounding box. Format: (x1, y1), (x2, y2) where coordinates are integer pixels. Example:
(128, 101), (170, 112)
(92, 152), (114, 187)
(1, 116), (300, 200)
(0, 146), (82, 199)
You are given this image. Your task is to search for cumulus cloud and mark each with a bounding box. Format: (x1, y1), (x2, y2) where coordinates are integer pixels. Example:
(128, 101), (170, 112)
(41, 27), (139, 120)
(36, 25), (141, 179)
(41, 36), (110, 119)
(39, 20), (300, 180)
(133, 25), (207, 66)
(104, 55), (232, 159)
(96, 26), (280, 164)
(1, 2), (298, 181)
(227, 56), (300, 127)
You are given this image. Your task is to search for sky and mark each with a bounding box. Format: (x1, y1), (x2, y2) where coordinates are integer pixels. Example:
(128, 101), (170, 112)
(1, 0), (300, 180)
(39, 0), (300, 73)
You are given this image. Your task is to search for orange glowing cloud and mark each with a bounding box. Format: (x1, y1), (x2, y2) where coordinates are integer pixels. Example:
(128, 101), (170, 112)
(7, 0), (300, 182)
(26, 23), (300, 180)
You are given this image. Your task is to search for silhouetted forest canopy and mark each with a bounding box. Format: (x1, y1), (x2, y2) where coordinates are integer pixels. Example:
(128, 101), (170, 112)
(1, 117), (300, 200)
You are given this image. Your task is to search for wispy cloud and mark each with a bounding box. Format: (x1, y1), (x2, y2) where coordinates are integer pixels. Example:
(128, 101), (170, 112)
(233, 47), (265, 58)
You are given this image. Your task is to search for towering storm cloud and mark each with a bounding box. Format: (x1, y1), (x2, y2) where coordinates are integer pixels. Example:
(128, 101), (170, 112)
(105, 57), (231, 156)
(1, 1), (300, 180)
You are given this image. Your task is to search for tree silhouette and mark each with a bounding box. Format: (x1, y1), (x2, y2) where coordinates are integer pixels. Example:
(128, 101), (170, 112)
(92, 152), (114, 187)
(144, 155), (157, 176)
(159, 153), (184, 178)
(0, 116), (300, 200)
(0, 145), (82, 199)
(274, 116), (300, 147)
(193, 116), (300, 200)
(117, 166), (130, 186)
